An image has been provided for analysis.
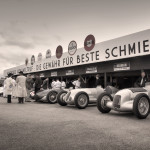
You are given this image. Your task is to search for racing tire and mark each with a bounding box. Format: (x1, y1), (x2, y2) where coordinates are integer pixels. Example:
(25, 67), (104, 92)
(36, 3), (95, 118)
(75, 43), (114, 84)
(46, 91), (58, 104)
(74, 92), (89, 109)
(133, 93), (150, 119)
(57, 91), (68, 106)
(97, 92), (113, 113)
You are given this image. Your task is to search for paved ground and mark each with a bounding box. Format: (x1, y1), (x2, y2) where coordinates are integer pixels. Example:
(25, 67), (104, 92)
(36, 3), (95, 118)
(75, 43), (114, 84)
(0, 97), (150, 150)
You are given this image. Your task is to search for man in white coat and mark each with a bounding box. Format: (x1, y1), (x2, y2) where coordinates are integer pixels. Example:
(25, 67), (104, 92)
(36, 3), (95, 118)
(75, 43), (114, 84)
(5, 73), (14, 103)
(54, 79), (62, 89)
(16, 71), (27, 103)
(72, 77), (81, 89)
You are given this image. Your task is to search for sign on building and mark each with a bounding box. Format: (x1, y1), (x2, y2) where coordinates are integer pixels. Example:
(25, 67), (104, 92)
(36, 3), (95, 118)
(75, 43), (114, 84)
(114, 62), (130, 71)
(68, 41), (77, 55)
(86, 67), (97, 73)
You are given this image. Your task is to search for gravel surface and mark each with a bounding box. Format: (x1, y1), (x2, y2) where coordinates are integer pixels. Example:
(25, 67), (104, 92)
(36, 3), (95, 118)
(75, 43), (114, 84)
(0, 97), (150, 150)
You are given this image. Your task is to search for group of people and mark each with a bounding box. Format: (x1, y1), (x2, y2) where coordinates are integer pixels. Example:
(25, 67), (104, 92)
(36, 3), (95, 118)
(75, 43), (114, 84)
(3, 69), (147, 104)
(3, 72), (44, 103)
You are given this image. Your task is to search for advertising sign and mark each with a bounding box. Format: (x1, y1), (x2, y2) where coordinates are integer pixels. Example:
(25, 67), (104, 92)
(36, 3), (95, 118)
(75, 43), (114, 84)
(66, 70), (74, 75)
(68, 41), (77, 55)
(38, 53), (42, 62)
(86, 67), (97, 73)
(51, 72), (57, 77)
(46, 49), (51, 59)
(84, 34), (95, 51)
(56, 45), (63, 59)
(114, 62), (130, 71)
(31, 55), (35, 65)
(4, 29), (150, 76)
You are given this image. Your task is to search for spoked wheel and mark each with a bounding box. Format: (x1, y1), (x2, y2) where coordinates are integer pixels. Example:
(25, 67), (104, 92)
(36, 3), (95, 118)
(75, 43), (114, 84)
(57, 91), (67, 106)
(133, 93), (150, 119)
(47, 91), (58, 104)
(97, 92), (113, 113)
(74, 92), (89, 109)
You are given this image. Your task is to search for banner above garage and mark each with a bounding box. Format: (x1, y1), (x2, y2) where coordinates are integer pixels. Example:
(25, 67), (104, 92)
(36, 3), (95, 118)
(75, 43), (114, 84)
(4, 29), (150, 76)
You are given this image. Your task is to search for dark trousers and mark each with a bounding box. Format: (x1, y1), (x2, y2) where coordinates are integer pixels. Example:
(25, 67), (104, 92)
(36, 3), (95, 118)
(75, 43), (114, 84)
(35, 87), (40, 94)
(7, 95), (11, 103)
(18, 97), (24, 103)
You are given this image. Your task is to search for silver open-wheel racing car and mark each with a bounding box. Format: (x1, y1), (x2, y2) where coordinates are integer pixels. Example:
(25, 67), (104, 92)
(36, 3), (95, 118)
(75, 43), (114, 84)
(31, 89), (69, 104)
(97, 83), (150, 119)
(57, 86), (119, 109)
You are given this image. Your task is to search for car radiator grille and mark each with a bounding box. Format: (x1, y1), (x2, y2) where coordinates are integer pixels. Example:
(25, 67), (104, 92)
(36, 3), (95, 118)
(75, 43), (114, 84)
(113, 95), (121, 108)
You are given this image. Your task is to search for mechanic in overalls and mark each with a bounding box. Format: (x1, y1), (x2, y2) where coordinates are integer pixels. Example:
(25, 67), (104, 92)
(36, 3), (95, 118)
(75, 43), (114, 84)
(72, 77), (81, 89)
(54, 79), (62, 89)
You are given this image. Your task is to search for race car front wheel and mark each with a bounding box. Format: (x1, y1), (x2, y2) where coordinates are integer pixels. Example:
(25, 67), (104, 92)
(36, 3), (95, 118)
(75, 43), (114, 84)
(47, 91), (58, 104)
(97, 92), (112, 113)
(57, 91), (67, 106)
(74, 92), (89, 109)
(133, 93), (150, 119)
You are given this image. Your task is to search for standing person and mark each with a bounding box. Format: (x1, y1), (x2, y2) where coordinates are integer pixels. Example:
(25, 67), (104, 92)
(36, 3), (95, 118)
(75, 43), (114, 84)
(61, 79), (66, 89)
(12, 76), (17, 98)
(34, 74), (42, 94)
(16, 71), (27, 103)
(5, 73), (14, 103)
(42, 78), (49, 89)
(26, 74), (34, 102)
(95, 74), (103, 88)
(54, 79), (62, 89)
(136, 70), (148, 87)
(51, 79), (56, 89)
(72, 77), (81, 89)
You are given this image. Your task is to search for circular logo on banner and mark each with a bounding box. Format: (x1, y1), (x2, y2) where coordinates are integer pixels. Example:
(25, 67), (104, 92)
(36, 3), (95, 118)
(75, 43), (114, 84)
(68, 41), (77, 55)
(25, 58), (28, 66)
(56, 45), (63, 59)
(84, 34), (95, 51)
(38, 53), (42, 62)
(31, 55), (35, 65)
(46, 49), (51, 59)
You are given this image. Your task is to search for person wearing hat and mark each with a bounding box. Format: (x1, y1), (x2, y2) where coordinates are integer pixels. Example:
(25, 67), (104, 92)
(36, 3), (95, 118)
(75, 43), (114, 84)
(16, 71), (27, 103)
(5, 73), (14, 103)
(136, 70), (148, 87)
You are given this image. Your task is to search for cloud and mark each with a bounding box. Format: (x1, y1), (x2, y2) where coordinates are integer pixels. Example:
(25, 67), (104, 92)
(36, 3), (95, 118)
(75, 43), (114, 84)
(1, 40), (34, 49)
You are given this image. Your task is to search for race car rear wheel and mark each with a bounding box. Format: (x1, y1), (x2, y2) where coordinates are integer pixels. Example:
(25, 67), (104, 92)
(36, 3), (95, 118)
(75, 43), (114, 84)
(133, 93), (150, 119)
(97, 92), (113, 113)
(47, 91), (58, 104)
(57, 91), (67, 106)
(74, 92), (89, 109)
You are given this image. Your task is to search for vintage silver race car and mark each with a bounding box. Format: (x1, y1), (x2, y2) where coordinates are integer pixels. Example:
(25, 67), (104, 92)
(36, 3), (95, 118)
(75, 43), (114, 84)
(57, 86), (118, 109)
(31, 88), (69, 104)
(97, 83), (150, 119)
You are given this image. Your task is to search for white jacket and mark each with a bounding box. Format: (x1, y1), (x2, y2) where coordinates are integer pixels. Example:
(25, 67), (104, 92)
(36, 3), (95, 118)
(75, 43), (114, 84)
(54, 81), (62, 89)
(72, 80), (81, 89)
(16, 75), (27, 97)
(61, 81), (66, 89)
(4, 77), (14, 95)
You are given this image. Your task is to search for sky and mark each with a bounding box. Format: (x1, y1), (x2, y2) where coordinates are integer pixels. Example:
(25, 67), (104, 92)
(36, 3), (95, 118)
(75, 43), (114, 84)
(0, 0), (150, 77)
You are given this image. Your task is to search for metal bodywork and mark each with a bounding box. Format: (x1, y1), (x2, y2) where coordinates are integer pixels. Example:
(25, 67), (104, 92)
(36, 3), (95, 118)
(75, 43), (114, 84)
(63, 86), (118, 105)
(106, 85), (150, 112)
(33, 89), (69, 102)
